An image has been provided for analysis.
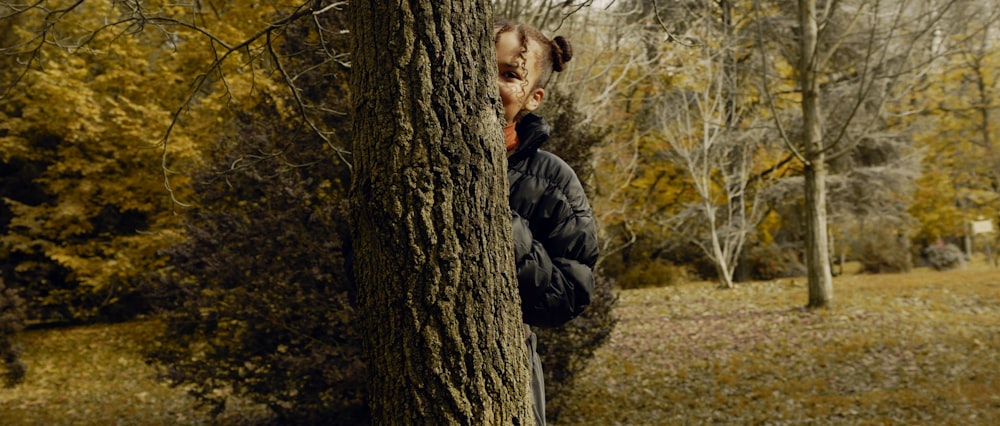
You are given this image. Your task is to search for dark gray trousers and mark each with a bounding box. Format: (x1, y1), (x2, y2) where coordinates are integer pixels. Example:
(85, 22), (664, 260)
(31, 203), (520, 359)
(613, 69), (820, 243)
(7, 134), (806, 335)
(526, 330), (546, 426)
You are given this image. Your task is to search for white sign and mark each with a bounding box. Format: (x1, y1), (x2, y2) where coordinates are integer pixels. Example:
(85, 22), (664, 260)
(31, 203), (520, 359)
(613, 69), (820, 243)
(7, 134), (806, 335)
(972, 220), (994, 234)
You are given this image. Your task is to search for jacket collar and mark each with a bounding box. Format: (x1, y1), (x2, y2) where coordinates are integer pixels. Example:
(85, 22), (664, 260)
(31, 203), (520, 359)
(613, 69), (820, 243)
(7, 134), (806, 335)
(509, 113), (550, 164)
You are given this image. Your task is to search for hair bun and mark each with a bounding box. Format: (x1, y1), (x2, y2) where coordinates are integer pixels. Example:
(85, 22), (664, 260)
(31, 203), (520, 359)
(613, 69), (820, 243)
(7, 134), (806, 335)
(551, 36), (573, 72)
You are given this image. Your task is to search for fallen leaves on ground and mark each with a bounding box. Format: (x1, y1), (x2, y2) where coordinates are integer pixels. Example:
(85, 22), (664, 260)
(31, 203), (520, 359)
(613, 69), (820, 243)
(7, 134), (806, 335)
(2, 267), (998, 425)
(0, 320), (270, 425)
(556, 267), (1000, 425)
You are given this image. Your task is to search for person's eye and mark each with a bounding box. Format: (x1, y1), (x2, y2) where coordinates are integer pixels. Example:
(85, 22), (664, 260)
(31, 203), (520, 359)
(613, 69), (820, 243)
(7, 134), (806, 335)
(502, 71), (520, 79)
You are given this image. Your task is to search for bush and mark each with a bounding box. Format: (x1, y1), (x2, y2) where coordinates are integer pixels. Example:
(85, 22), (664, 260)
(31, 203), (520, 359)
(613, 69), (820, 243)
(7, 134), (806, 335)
(144, 8), (371, 424)
(536, 272), (618, 423)
(924, 242), (965, 271)
(508, 88), (619, 423)
(147, 93), (367, 424)
(617, 260), (688, 289)
(854, 229), (913, 274)
(744, 244), (806, 281)
(0, 275), (27, 387)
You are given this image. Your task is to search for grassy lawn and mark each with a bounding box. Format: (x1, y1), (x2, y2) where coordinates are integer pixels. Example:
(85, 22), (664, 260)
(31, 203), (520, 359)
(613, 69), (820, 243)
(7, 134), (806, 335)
(0, 321), (270, 425)
(2, 264), (999, 425)
(557, 263), (1000, 425)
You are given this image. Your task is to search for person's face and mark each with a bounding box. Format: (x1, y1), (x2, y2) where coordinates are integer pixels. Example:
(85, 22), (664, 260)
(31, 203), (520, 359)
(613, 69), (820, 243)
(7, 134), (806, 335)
(495, 31), (545, 125)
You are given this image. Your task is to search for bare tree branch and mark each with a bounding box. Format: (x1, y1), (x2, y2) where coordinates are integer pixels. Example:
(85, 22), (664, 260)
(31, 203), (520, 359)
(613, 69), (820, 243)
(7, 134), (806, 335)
(751, 0), (809, 164)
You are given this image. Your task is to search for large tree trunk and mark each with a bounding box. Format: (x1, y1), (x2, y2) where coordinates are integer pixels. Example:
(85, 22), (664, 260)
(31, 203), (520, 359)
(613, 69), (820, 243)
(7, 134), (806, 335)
(349, 2), (532, 424)
(799, 0), (833, 308)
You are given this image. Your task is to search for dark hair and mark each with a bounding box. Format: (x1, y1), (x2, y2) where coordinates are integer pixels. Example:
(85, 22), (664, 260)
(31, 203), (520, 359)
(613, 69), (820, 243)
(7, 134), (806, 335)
(494, 19), (574, 89)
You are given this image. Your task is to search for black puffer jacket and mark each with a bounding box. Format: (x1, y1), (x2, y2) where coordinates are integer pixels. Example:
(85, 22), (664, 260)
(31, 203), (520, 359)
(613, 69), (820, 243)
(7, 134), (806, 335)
(509, 114), (599, 328)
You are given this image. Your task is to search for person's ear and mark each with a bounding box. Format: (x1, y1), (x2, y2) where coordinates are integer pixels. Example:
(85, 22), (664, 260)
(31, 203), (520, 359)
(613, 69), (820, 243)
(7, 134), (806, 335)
(524, 87), (545, 112)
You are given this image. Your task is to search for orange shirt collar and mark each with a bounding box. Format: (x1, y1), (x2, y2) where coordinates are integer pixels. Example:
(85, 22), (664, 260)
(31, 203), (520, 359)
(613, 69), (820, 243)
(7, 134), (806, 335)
(504, 121), (519, 152)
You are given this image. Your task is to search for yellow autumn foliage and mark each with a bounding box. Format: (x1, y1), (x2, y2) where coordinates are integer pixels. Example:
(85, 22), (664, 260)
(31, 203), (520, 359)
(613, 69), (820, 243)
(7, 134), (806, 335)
(0, 0), (315, 321)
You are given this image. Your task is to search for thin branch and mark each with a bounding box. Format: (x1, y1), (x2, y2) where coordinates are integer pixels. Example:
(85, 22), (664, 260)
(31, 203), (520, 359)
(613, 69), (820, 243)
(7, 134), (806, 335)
(0, 0), (44, 19)
(265, 26), (352, 171)
(312, 1), (347, 16)
(751, 0), (808, 165)
(1, 0), (87, 99)
(821, 0), (959, 159)
(150, 2), (345, 206)
(653, 0), (700, 47)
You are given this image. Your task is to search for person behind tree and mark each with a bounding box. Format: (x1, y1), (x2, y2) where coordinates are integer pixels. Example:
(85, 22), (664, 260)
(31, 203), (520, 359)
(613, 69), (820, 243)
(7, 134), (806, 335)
(494, 19), (599, 425)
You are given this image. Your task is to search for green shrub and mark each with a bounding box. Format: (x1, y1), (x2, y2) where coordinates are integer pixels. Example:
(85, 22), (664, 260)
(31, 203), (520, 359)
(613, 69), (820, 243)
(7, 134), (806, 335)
(617, 259), (688, 289)
(537, 272), (618, 422)
(854, 229), (913, 274)
(0, 275), (26, 387)
(744, 244), (805, 281)
(924, 242), (965, 271)
(147, 93), (366, 424)
(527, 89), (619, 423)
(145, 8), (370, 424)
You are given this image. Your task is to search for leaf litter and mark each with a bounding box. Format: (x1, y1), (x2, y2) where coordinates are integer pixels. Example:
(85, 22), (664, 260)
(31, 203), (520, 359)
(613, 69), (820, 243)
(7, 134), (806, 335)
(0, 267), (997, 425)
(556, 268), (1000, 425)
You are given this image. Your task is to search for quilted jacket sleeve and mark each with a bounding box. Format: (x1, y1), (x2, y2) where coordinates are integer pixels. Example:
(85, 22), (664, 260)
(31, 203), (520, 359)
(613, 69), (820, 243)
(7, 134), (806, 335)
(511, 154), (599, 328)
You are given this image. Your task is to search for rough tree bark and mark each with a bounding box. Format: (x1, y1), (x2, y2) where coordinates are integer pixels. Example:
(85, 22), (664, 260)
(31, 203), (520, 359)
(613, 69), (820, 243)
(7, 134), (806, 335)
(349, 1), (532, 424)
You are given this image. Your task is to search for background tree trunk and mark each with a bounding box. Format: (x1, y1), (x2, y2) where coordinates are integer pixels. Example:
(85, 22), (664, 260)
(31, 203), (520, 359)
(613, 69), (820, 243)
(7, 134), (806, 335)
(799, 0), (834, 307)
(349, 2), (532, 424)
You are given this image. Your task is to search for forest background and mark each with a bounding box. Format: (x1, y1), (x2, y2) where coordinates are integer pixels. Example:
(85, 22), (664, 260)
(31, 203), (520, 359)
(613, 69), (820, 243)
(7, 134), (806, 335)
(0, 0), (998, 424)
